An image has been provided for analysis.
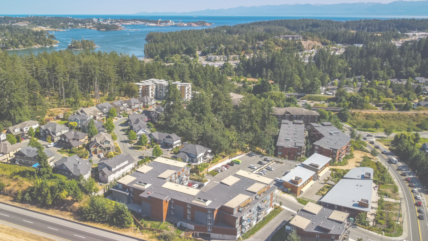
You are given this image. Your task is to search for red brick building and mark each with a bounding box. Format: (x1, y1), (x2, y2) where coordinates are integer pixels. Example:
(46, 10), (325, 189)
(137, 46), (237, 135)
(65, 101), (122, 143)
(308, 122), (351, 161)
(272, 107), (319, 125)
(276, 120), (305, 160)
(111, 158), (277, 240)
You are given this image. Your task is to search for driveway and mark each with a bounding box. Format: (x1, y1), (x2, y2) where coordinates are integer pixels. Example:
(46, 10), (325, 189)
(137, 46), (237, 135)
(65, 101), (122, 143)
(113, 118), (148, 159)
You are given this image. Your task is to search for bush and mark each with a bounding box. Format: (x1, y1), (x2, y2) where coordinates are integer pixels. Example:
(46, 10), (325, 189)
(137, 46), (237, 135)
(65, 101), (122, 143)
(157, 231), (176, 241)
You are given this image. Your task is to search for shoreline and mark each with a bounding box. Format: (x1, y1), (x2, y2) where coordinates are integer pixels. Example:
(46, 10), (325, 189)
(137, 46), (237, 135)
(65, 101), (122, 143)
(3, 41), (60, 51)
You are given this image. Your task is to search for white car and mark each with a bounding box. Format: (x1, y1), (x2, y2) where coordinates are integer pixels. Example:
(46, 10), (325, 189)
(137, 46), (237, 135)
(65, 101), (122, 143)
(415, 195), (421, 200)
(46, 143), (54, 148)
(192, 184), (199, 189)
(249, 165), (256, 169)
(275, 177), (283, 183)
(267, 167), (274, 171)
(98, 153), (104, 158)
(412, 189), (418, 193)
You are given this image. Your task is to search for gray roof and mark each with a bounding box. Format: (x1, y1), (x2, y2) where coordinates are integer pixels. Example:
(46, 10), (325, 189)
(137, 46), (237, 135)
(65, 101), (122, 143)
(127, 98), (140, 106)
(7, 120), (39, 135)
(276, 120), (305, 148)
(82, 119), (106, 133)
(320, 179), (372, 212)
(54, 155), (91, 177)
(281, 166), (315, 187)
(343, 167), (374, 180)
(98, 154), (136, 176)
(150, 132), (181, 142)
(0, 141), (22, 154)
(68, 114), (90, 122)
(89, 133), (114, 149)
(40, 122), (69, 133)
(139, 96), (154, 104)
(62, 130), (87, 141)
(272, 107), (319, 116)
(111, 100), (124, 107)
(302, 153), (331, 170)
(16, 146), (54, 158)
(125, 161), (275, 212)
(295, 207), (348, 236)
(128, 114), (148, 131)
(180, 144), (210, 156)
(311, 123), (351, 150)
(175, 152), (189, 162)
(75, 106), (102, 117)
(96, 102), (113, 112)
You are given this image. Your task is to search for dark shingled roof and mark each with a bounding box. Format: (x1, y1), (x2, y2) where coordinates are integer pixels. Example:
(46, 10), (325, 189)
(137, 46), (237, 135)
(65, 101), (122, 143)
(150, 132), (181, 142)
(311, 123), (351, 150)
(276, 120), (305, 148)
(54, 155), (91, 177)
(272, 107), (319, 116)
(16, 146), (54, 158)
(98, 154), (136, 176)
(62, 130), (87, 141)
(180, 144), (210, 156)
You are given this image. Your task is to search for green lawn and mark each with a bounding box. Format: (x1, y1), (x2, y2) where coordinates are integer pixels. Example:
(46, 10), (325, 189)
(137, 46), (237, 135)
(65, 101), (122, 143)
(57, 120), (68, 125)
(241, 206), (283, 239)
(297, 197), (315, 205)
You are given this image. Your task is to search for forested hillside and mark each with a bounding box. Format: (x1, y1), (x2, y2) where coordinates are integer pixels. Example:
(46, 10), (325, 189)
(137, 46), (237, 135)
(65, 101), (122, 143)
(67, 39), (97, 50)
(0, 26), (57, 50)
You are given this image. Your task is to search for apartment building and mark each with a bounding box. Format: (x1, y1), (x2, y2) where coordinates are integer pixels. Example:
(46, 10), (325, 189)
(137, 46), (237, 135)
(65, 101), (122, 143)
(286, 202), (349, 241)
(111, 158), (276, 240)
(319, 167), (373, 217)
(281, 166), (315, 196)
(137, 79), (192, 101)
(98, 154), (136, 183)
(301, 153), (331, 181)
(272, 107), (319, 125)
(308, 122), (351, 161)
(276, 120), (305, 160)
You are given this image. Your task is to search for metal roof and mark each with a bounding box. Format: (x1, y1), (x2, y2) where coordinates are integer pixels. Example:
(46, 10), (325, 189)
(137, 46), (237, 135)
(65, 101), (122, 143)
(281, 166), (315, 187)
(343, 167), (374, 180)
(311, 123), (351, 150)
(276, 120), (305, 148)
(154, 157), (187, 168)
(302, 153), (331, 170)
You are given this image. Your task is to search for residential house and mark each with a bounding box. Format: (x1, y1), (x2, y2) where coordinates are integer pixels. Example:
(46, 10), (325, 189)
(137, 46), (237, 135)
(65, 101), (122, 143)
(286, 203), (349, 241)
(308, 122), (351, 162)
(272, 107), (319, 126)
(127, 98), (141, 111)
(6, 120), (39, 139)
(281, 166), (315, 196)
(111, 100), (128, 114)
(96, 102), (114, 116)
(128, 114), (150, 136)
(74, 106), (103, 120)
(39, 122), (70, 142)
(139, 96), (155, 107)
(111, 158), (276, 240)
(230, 93), (244, 107)
(276, 120), (305, 160)
(278, 35), (302, 40)
(81, 119), (106, 133)
(54, 155), (91, 180)
(0, 141), (22, 162)
(89, 133), (115, 155)
(15, 146), (55, 166)
(149, 132), (181, 148)
(415, 77), (426, 83)
(98, 154), (136, 183)
(68, 114), (90, 128)
(60, 131), (88, 149)
(178, 144), (212, 164)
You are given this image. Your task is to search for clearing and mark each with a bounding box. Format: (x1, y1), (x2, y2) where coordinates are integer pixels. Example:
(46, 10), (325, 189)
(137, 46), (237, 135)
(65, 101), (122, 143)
(332, 151), (373, 170)
(301, 40), (322, 50)
(0, 222), (56, 241)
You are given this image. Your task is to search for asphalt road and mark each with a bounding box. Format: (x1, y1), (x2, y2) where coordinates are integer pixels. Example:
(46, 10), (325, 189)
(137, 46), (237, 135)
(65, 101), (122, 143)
(0, 203), (140, 241)
(346, 125), (428, 241)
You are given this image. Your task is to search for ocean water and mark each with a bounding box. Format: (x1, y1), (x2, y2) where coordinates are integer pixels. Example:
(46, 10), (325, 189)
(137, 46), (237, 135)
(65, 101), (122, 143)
(5, 15), (394, 57)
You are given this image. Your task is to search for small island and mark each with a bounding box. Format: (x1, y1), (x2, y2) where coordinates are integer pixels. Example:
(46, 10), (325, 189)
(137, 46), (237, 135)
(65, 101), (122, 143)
(67, 39), (98, 50)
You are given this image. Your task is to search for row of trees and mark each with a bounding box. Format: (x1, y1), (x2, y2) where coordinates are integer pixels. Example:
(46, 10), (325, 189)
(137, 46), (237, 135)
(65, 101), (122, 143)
(0, 25), (57, 50)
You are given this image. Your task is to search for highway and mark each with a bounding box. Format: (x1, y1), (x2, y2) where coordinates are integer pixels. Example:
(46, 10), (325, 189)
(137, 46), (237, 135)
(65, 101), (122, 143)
(0, 203), (140, 241)
(347, 125), (428, 241)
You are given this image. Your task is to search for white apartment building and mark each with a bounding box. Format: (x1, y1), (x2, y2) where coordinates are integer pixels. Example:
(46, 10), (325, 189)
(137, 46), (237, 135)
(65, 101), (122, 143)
(136, 79), (192, 101)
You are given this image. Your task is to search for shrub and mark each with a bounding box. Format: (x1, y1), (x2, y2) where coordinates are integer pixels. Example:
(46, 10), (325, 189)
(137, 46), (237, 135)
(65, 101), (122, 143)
(157, 231), (176, 241)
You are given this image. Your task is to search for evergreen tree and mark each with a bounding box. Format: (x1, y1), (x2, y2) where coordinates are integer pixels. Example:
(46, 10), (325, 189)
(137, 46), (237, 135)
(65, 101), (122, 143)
(27, 127), (35, 138)
(28, 137), (43, 149)
(128, 130), (137, 140)
(111, 203), (133, 228)
(105, 118), (115, 134)
(6, 134), (17, 144)
(152, 145), (163, 157)
(87, 119), (99, 139)
(137, 134), (148, 146)
(108, 108), (117, 119)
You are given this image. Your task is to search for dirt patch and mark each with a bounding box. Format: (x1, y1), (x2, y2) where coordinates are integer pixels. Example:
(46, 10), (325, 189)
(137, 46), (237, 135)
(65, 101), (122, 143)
(45, 108), (71, 118)
(332, 151), (373, 169)
(301, 40), (322, 50)
(0, 222), (56, 241)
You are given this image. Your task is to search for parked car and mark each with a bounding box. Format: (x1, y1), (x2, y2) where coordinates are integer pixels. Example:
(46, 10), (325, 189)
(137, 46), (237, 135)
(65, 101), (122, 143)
(52, 142), (58, 146)
(412, 188), (418, 193)
(418, 208), (424, 213)
(249, 165), (256, 169)
(369, 141), (375, 144)
(401, 172), (407, 176)
(264, 158), (270, 162)
(382, 150), (388, 154)
(275, 177), (283, 182)
(267, 166), (274, 171)
(375, 145), (380, 149)
(418, 215), (425, 220)
(367, 134), (373, 137)
(232, 159), (241, 165)
(228, 162), (234, 166)
(188, 183), (193, 187)
(415, 195), (421, 200)
(258, 161), (264, 165)
(46, 143), (54, 148)
(416, 201), (422, 206)
(98, 153), (104, 158)
(192, 184), (199, 189)
(406, 178), (412, 182)
(409, 183), (416, 187)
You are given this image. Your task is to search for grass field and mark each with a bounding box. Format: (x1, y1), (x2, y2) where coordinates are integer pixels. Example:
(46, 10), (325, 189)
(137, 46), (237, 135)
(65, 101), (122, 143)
(0, 223), (56, 241)
(349, 112), (428, 132)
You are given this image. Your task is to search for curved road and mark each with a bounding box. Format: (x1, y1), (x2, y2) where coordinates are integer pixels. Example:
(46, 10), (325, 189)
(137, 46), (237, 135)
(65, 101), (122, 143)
(0, 203), (141, 241)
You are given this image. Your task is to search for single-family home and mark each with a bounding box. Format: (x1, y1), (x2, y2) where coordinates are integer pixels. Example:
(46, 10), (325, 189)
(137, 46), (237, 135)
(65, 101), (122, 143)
(128, 114), (150, 136)
(81, 119), (106, 133)
(6, 120), (39, 139)
(54, 155), (91, 180)
(89, 133), (115, 155)
(139, 96), (155, 107)
(68, 114), (90, 128)
(96, 102), (114, 116)
(414, 101), (428, 109)
(149, 132), (181, 148)
(126, 98), (141, 111)
(15, 146), (55, 166)
(177, 144), (212, 164)
(60, 130), (88, 149)
(230, 93), (244, 107)
(0, 131), (6, 142)
(111, 100), (128, 114)
(74, 106), (103, 120)
(39, 122), (70, 142)
(98, 154), (136, 183)
(0, 141), (22, 162)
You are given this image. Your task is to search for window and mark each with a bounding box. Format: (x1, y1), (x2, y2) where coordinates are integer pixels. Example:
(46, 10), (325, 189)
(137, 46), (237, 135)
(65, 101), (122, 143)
(171, 210), (174, 215)
(187, 214), (191, 220)
(171, 204), (174, 209)
(207, 226), (212, 232)
(316, 234), (320, 237)
(207, 210), (212, 214)
(187, 210), (191, 214)
(331, 235), (335, 239)
(208, 215), (212, 219)
(278, 152), (282, 155)
(187, 204), (191, 208)
(208, 221), (212, 225)
(315, 146), (318, 149)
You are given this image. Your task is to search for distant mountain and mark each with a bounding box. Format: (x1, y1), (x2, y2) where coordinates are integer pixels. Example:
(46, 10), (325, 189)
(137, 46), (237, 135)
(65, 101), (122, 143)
(135, 1), (428, 17)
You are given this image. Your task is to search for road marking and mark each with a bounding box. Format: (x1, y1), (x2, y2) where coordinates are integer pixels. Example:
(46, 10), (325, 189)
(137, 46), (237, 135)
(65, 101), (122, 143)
(0, 219), (71, 241)
(0, 213), (9, 217)
(23, 220), (33, 224)
(74, 234), (85, 239)
(47, 227), (58, 231)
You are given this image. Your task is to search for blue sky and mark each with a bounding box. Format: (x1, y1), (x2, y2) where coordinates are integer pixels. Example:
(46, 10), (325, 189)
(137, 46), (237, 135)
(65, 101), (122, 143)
(0, 0), (422, 14)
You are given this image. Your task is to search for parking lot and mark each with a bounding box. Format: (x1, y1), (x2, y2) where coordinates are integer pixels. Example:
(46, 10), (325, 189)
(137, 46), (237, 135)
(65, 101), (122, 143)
(202, 153), (299, 191)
